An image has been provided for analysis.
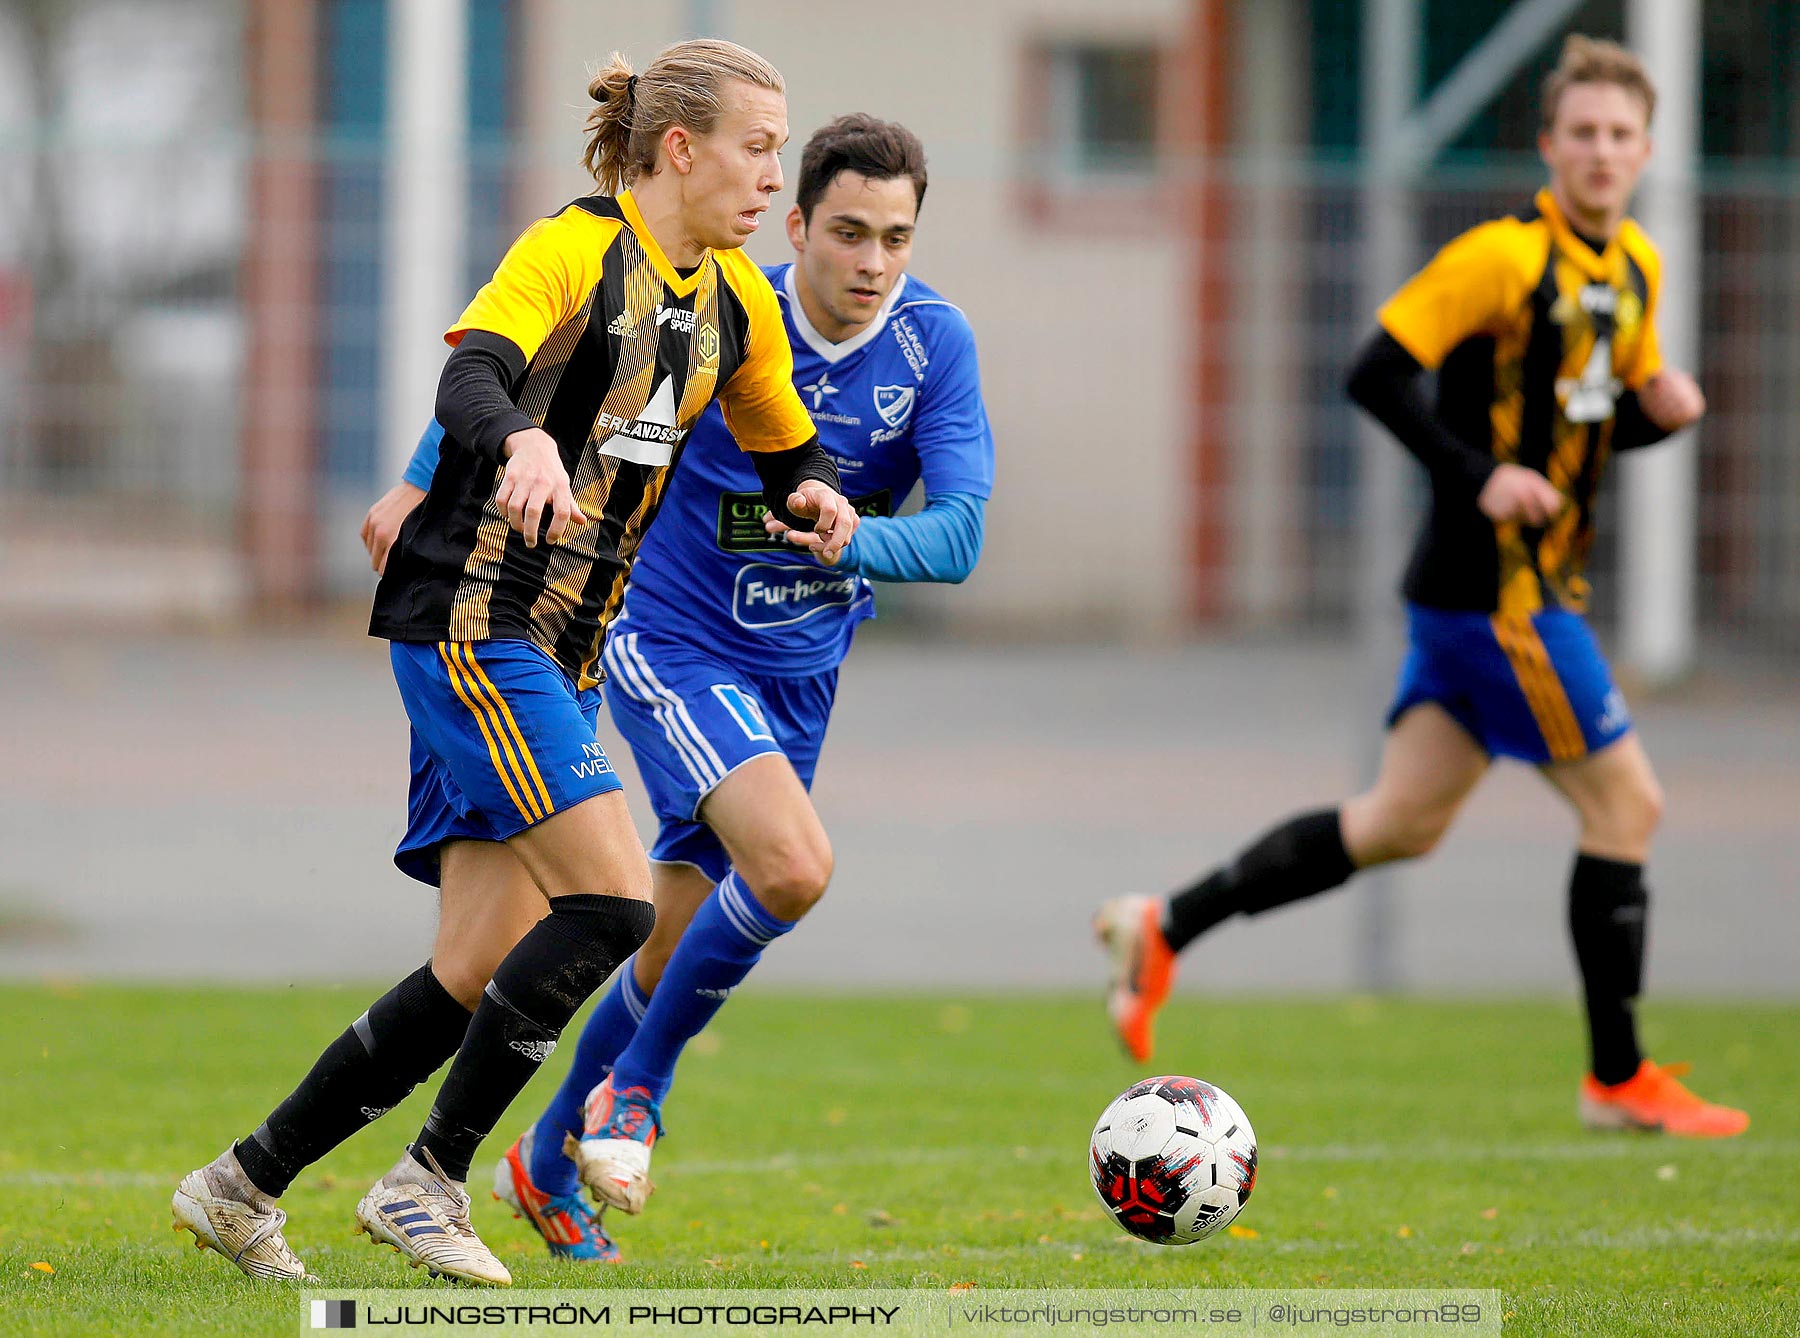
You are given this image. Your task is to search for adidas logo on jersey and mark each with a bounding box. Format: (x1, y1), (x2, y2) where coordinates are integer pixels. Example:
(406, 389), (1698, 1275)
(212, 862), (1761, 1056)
(509, 1038), (557, 1064)
(608, 306), (697, 338)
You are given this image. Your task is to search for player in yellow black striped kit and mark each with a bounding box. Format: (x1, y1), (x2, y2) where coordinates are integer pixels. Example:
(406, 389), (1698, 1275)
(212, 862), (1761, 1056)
(172, 39), (857, 1286)
(1097, 36), (1746, 1141)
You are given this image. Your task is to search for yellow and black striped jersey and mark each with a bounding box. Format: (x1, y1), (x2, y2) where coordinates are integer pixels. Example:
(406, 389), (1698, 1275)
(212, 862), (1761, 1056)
(1379, 187), (1664, 616)
(370, 191), (815, 687)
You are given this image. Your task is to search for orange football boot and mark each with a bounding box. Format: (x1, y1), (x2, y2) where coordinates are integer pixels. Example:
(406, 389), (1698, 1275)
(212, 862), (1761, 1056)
(1093, 896), (1177, 1064)
(1579, 1060), (1749, 1138)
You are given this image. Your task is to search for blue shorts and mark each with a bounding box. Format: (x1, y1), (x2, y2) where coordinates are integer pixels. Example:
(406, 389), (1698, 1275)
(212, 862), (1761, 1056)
(601, 629), (838, 885)
(390, 639), (623, 885)
(1386, 604), (1632, 765)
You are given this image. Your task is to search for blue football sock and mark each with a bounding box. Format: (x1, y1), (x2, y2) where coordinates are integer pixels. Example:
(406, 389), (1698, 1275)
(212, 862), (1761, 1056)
(609, 872), (796, 1102)
(527, 956), (651, 1195)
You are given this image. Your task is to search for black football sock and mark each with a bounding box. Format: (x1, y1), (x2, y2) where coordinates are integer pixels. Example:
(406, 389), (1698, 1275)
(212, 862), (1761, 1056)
(1568, 853), (1648, 1085)
(413, 894), (655, 1183)
(1161, 808), (1357, 954)
(233, 963), (472, 1198)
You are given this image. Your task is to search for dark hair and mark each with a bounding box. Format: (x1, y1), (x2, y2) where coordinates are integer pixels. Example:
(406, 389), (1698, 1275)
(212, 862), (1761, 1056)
(584, 40), (785, 192)
(795, 114), (928, 223)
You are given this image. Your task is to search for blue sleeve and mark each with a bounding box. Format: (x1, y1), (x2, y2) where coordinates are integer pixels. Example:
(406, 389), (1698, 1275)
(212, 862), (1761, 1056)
(907, 310), (995, 501)
(402, 419), (446, 491)
(836, 491), (985, 583)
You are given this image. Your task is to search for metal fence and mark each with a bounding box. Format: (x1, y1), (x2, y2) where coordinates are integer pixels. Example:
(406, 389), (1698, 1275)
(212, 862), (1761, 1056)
(2, 131), (1795, 655)
(1286, 166), (1800, 655)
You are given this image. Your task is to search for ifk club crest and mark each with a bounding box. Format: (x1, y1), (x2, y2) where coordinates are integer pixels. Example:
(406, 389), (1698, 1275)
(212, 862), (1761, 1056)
(873, 384), (915, 429)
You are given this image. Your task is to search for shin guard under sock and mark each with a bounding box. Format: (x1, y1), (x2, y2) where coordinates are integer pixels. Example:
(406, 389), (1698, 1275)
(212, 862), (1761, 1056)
(526, 956), (651, 1195)
(609, 872), (795, 1102)
(234, 963), (472, 1198)
(1568, 853), (1648, 1085)
(415, 894), (654, 1183)
(1162, 808), (1356, 953)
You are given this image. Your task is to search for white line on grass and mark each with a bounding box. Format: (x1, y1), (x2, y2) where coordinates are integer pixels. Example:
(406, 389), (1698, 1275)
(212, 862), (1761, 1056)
(7, 1138), (1794, 1189)
(664, 1138), (1800, 1175)
(0, 1171), (171, 1187)
(717, 1221), (1800, 1268)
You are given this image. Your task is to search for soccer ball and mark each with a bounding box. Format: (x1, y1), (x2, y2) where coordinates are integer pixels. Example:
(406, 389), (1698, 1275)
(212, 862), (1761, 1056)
(1089, 1075), (1257, 1245)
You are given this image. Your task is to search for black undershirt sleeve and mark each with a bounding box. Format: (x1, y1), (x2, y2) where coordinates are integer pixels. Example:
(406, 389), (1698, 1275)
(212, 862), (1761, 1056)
(1345, 329), (1498, 500)
(750, 435), (841, 530)
(1611, 390), (1674, 452)
(435, 331), (537, 463)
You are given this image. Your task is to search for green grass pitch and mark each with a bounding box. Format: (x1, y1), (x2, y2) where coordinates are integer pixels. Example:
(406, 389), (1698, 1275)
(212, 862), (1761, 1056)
(0, 985), (1794, 1336)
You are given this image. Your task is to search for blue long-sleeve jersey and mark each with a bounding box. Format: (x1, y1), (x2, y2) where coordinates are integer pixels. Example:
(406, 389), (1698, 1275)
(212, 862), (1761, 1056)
(406, 423), (985, 585)
(403, 263), (995, 675)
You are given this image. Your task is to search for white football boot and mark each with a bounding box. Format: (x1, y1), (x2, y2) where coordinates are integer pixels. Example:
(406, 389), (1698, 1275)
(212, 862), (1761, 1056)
(354, 1146), (512, 1286)
(171, 1146), (316, 1281)
(564, 1075), (661, 1215)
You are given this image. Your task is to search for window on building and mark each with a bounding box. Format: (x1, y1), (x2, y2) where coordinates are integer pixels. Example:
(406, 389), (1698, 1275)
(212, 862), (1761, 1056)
(1042, 41), (1160, 178)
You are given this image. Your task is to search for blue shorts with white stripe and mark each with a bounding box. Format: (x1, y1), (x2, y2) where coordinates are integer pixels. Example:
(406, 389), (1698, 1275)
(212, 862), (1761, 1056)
(601, 628), (838, 885)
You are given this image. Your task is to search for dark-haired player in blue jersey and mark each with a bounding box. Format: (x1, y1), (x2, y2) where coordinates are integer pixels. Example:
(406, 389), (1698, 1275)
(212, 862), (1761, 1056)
(364, 113), (994, 1261)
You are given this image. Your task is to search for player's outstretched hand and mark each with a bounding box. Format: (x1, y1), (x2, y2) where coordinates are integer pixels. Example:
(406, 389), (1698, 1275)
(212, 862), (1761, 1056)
(1478, 463), (1566, 526)
(498, 428), (588, 548)
(360, 482), (427, 575)
(769, 480), (859, 565)
(1639, 368), (1706, 433)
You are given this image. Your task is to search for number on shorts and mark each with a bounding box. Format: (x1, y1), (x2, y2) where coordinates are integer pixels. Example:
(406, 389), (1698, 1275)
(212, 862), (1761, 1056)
(712, 684), (774, 743)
